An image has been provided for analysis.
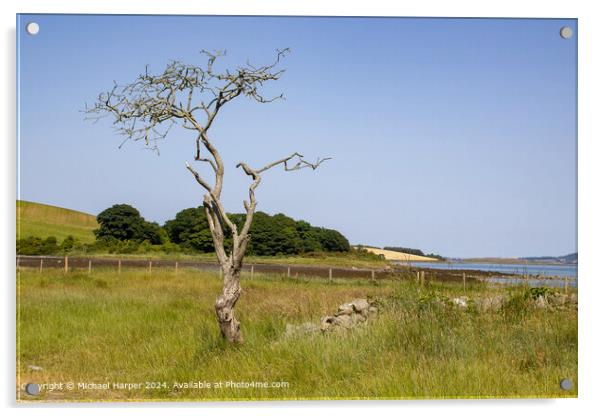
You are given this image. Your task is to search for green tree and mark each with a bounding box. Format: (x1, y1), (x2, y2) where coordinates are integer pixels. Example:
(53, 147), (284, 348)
(295, 220), (322, 253)
(140, 221), (165, 245)
(164, 207), (214, 251)
(315, 227), (350, 252)
(242, 212), (301, 256)
(164, 208), (350, 256)
(95, 204), (163, 244)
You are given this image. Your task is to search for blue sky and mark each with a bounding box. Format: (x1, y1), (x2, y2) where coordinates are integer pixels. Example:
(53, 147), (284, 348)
(17, 15), (577, 258)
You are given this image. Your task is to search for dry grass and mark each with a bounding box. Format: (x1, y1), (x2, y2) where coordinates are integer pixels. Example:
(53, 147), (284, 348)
(17, 267), (577, 402)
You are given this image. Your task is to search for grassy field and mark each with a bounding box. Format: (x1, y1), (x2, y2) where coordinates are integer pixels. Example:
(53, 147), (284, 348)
(17, 268), (577, 402)
(83, 250), (389, 269)
(17, 200), (98, 243)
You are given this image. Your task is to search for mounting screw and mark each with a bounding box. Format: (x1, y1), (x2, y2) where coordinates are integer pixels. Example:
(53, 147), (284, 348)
(560, 378), (573, 391)
(559, 26), (573, 39)
(25, 22), (40, 35)
(25, 383), (40, 395)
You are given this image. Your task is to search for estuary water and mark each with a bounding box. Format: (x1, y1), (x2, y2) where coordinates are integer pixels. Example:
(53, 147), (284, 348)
(398, 261), (578, 288)
(402, 261), (577, 278)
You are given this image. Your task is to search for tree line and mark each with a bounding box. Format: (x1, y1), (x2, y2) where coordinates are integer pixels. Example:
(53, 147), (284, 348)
(17, 204), (350, 256)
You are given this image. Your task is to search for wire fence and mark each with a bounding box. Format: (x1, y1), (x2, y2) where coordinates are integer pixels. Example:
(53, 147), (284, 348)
(17, 255), (572, 288)
(15, 255), (392, 281)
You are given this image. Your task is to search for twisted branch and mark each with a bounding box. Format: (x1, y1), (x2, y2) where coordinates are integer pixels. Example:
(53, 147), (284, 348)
(234, 153), (331, 264)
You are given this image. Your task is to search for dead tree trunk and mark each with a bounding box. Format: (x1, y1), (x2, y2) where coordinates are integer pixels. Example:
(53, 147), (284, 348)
(215, 266), (243, 343)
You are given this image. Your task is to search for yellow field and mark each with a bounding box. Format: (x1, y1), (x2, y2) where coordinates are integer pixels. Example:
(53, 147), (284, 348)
(360, 247), (438, 262)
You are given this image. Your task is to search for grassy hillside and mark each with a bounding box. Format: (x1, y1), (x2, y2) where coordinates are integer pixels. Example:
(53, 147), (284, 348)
(16, 200), (98, 243)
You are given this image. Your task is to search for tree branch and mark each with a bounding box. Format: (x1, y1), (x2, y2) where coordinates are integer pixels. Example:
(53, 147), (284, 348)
(185, 162), (213, 193)
(203, 195), (227, 265)
(84, 48), (289, 166)
(233, 152), (330, 265)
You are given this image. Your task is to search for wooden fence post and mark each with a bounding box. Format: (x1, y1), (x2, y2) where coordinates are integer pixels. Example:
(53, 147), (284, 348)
(329, 268), (333, 282)
(287, 266), (291, 278)
(416, 271), (420, 284)
(175, 261), (178, 276)
(39, 258), (43, 273)
(371, 269), (375, 282)
(118, 259), (121, 274)
(421, 271), (425, 286)
(251, 265), (254, 279)
(64, 256), (68, 273)
(88, 260), (92, 275)
(148, 260), (152, 275)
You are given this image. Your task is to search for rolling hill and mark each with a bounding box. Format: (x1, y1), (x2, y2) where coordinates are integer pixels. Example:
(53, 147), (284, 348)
(16, 200), (98, 243)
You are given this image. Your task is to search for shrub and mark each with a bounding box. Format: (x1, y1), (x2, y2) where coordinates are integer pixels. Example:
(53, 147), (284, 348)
(502, 290), (534, 321)
(60, 235), (79, 253)
(17, 236), (60, 255)
(524, 286), (557, 300)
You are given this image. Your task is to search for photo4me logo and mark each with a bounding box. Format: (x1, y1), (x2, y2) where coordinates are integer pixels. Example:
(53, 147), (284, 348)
(173, 380), (290, 389)
(22, 380), (290, 394)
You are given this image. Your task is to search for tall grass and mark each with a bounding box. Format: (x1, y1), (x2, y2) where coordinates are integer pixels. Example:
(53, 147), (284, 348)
(17, 268), (577, 401)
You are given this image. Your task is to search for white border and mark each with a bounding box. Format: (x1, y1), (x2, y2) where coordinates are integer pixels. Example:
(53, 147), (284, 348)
(2, 1), (601, 415)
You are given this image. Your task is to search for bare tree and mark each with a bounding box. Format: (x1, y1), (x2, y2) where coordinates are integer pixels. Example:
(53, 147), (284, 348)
(85, 49), (329, 343)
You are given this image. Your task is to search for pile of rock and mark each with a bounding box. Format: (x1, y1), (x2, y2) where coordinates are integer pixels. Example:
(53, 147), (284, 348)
(284, 298), (379, 337)
(450, 295), (506, 312)
(451, 296), (469, 308)
(475, 295), (506, 312)
(320, 298), (378, 333)
(534, 292), (577, 309)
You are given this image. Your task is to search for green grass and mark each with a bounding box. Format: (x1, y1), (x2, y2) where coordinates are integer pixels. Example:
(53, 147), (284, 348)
(82, 250), (389, 269)
(17, 200), (98, 243)
(245, 251), (389, 268)
(17, 268), (577, 402)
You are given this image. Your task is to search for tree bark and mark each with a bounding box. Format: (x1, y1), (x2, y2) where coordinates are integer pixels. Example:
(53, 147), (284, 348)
(214, 264), (243, 343)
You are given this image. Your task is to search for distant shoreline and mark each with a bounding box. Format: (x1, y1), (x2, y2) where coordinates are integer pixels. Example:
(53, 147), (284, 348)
(457, 258), (577, 266)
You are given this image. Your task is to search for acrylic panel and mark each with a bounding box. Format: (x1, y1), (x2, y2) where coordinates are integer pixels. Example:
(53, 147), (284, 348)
(16, 14), (577, 402)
